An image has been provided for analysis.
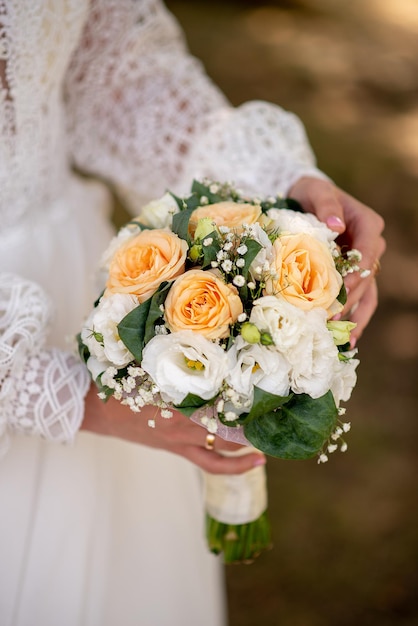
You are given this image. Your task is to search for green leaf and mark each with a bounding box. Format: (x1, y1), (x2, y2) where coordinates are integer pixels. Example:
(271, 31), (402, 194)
(201, 230), (222, 268)
(117, 300), (151, 362)
(240, 386), (293, 423)
(174, 393), (211, 418)
(260, 197), (304, 214)
(94, 289), (105, 308)
(144, 282), (171, 343)
(244, 391), (338, 460)
(172, 207), (195, 243)
(241, 238), (263, 279)
(126, 220), (152, 231)
(281, 197), (304, 213)
(191, 180), (223, 204)
(337, 282), (347, 305)
(168, 191), (187, 211)
(76, 332), (90, 364)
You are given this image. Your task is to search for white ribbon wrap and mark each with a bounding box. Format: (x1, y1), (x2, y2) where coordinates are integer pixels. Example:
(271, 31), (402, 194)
(203, 447), (268, 525)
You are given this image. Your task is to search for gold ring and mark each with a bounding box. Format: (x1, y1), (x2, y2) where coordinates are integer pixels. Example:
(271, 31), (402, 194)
(205, 433), (216, 451)
(372, 258), (381, 276)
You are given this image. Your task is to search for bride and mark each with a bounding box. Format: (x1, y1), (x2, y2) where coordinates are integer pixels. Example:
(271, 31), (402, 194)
(0, 1), (385, 625)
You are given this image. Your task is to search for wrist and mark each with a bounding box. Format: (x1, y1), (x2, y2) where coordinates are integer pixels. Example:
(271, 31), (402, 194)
(81, 383), (114, 436)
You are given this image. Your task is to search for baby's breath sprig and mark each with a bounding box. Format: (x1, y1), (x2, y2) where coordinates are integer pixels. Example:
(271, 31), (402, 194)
(317, 410), (351, 463)
(100, 364), (171, 418)
(334, 247), (363, 278)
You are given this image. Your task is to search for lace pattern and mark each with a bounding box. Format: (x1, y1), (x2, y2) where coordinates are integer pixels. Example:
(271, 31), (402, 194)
(0, 0), (88, 235)
(180, 100), (329, 197)
(65, 0), (326, 212)
(0, 274), (90, 455)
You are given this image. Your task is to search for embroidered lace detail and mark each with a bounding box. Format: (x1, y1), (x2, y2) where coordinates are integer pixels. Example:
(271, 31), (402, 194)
(0, 274), (90, 455)
(0, 0), (88, 235)
(65, 0), (326, 212)
(180, 100), (329, 197)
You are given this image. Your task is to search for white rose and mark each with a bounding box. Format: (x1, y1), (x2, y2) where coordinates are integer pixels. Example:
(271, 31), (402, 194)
(287, 309), (339, 398)
(250, 296), (307, 351)
(139, 192), (179, 229)
(226, 336), (290, 405)
(81, 293), (139, 368)
(266, 208), (337, 246)
(141, 331), (228, 405)
(329, 350), (359, 406)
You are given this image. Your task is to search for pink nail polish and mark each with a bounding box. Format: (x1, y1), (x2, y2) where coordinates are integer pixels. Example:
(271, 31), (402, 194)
(253, 455), (266, 467)
(326, 215), (344, 229)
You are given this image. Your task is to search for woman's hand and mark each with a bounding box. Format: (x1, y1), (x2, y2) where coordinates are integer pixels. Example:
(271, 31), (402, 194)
(288, 176), (386, 346)
(82, 384), (265, 474)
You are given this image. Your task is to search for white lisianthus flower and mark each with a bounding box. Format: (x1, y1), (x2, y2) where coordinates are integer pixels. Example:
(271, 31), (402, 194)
(287, 309), (339, 398)
(250, 296), (307, 351)
(86, 355), (112, 382)
(81, 293), (139, 367)
(329, 350), (359, 405)
(226, 336), (290, 405)
(139, 192), (179, 229)
(141, 331), (229, 405)
(100, 224), (141, 270)
(266, 208), (337, 246)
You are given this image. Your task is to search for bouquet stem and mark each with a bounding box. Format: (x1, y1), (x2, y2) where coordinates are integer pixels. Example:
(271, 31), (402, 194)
(203, 447), (271, 564)
(206, 510), (271, 564)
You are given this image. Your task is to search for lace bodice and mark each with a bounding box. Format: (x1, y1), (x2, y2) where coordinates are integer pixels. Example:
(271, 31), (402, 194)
(0, 0), (326, 453)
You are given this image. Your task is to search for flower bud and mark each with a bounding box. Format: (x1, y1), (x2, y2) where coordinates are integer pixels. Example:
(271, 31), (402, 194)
(189, 244), (202, 262)
(327, 320), (357, 345)
(260, 331), (274, 346)
(240, 322), (261, 344)
(194, 217), (215, 241)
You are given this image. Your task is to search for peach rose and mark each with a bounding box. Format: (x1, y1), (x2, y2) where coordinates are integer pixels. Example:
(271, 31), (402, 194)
(264, 233), (343, 317)
(106, 229), (188, 302)
(189, 201), (262, 236)
(164, 269), (243, 339)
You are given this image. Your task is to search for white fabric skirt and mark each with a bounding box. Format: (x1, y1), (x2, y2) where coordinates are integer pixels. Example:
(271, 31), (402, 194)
(0, 175), (225, 626)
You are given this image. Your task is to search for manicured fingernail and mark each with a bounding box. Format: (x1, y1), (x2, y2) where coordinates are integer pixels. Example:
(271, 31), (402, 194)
(253, 455), (266, 467)
(332, 313), (342, 321)
(350, 337), (357, 349)
(326, 215), (344, 229)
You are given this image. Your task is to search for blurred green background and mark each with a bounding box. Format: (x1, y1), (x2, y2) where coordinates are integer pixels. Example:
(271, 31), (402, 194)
(164, 1), (418, 625)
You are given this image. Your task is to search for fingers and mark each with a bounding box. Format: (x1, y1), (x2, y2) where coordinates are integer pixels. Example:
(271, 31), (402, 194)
(289, 177), (346, 233)
(152, 411), (266, 474)
(307, 184), (347, 233)
(339, 197), (385, 337)
(347, 279), (379, 347)
(183, 422), (266, 474)
(288, 177), (386, 349)
(343, 232), (386, 298)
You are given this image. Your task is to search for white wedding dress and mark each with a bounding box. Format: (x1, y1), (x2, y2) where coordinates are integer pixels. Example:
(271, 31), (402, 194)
(0, 1), (325, 624)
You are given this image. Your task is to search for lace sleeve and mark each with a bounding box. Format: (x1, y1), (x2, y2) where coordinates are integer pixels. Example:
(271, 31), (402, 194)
(64, 0), (327, 212)
(0, 274), (90, 456)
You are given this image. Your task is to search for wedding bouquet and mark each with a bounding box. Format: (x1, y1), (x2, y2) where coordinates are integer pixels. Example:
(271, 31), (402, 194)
(78, 180), (361, 563)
